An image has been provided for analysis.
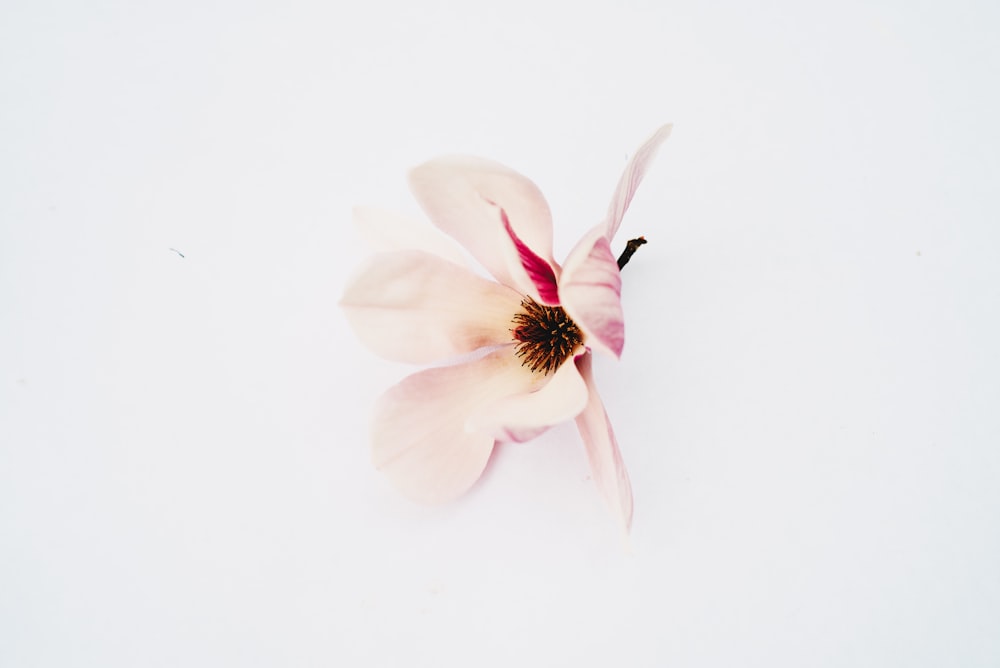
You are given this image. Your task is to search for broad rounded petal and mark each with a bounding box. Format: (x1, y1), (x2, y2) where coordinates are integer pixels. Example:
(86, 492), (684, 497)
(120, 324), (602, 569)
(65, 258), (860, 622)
(467, 352), (589, 443)
(353, 206), (468, 266)
(409, 156), (557, 295)
(559, 226), (625, 358)
(574, 353), (634, 533)
(604, 124), (672, 240)
(371, 348), (535, 504)
(341, 250), (521, 363)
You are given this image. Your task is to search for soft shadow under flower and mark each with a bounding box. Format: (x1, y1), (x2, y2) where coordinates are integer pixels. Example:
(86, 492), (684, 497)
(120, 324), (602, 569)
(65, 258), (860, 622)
(341, 125), (672, 533)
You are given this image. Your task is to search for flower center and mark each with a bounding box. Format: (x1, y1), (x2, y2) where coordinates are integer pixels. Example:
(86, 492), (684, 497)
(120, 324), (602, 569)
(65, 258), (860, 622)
(511, 297), (583, 375)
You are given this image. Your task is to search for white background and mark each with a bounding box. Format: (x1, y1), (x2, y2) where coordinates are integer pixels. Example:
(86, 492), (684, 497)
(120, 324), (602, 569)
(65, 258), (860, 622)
(2, 0), (999, 666)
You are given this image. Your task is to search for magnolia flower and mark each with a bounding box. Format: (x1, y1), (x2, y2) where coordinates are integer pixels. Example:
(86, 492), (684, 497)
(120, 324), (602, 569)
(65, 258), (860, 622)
(342, 125), (672, 532)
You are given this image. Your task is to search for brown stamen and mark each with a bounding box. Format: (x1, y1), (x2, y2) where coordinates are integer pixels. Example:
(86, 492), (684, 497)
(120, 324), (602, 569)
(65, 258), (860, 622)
(511, 297), (583, 375)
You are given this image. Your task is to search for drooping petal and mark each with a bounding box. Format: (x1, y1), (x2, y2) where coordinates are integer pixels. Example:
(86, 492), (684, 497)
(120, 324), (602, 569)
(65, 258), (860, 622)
(341, 250), (521, 364)
(574, 353), (634, 533)
(409, 156), (557, 296)
(558, 226), (625, 358)
(603, 124), (672, 240)
(467, 351), (589, 443)
(371, 348), (537, 504)
(353, 206), (468, 266)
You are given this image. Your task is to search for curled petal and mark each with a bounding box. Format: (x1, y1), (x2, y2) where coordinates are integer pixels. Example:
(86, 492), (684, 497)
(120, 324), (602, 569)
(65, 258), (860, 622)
(558, 226), (625, 358)
(409, 156), (557, 295)
(371, 348), (535, 504)
(341, 250), (521, 364)
(604, 124), (672, 240)
(353, 206), (469, 266)
(467, 352), (589, 442)
(574, 353), (634, 533)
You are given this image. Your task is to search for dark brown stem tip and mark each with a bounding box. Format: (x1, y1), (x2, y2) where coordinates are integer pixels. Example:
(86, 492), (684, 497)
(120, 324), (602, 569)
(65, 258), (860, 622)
(617, 236), (648, 270)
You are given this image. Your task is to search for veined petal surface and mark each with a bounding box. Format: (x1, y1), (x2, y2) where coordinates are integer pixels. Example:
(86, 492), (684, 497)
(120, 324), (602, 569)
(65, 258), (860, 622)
(341, 250), (521, 364)
(559, 226), (625, 359)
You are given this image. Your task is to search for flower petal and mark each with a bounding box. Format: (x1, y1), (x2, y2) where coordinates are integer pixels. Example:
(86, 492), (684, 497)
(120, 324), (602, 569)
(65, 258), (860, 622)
(467, 352), (589, 443)
(353, 206), (468, 266)
(371, 348), (535, 504)
(409, 156), (557, 295)
(574, 353), (634, 533)
(499, 206), (560, 305)
(341, 250), (521, 364)
(558, 226), (625, 358)
(603, 124), (672, 240)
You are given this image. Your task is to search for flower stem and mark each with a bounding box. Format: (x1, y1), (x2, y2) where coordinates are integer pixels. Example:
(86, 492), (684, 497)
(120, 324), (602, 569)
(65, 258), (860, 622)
(617, 237), (647, 270)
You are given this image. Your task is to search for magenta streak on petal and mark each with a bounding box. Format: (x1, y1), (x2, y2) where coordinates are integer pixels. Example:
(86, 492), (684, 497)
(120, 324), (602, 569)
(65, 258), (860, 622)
(495, 204), (560, 305)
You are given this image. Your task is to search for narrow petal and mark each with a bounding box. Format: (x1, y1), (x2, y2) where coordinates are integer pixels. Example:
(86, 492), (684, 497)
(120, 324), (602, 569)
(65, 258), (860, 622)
(341, 250), (521, 364)
(467, 352), (589, 442)
(558, 226), (625, 358)
(603, 124), (672, 240)
(353, 206), (468, 266)
(574, 353), (634, 533)
(409, 156), (557, 295)
(371, 348), (536, 504)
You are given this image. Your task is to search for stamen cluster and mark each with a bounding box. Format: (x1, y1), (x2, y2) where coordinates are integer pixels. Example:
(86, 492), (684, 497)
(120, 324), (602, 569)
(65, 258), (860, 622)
(511, 297), (583, 375)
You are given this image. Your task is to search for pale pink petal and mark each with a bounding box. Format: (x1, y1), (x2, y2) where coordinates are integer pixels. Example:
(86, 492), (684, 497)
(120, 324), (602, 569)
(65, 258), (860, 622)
(467, 351), (589, 442)
(371, 348), (536, 504)
(353, 206), (468, 266)
(341, 250), (521, 364)
(409, 156), (557, 295)
(499, 206), (560, 305)
(558, 225), (625, 358)
(604, 124), (672, 240)
(574, 353), (634, 532)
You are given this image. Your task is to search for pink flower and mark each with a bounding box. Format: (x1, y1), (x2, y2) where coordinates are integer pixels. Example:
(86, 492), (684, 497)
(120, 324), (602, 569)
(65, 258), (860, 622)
(341, 125), (672, 532)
